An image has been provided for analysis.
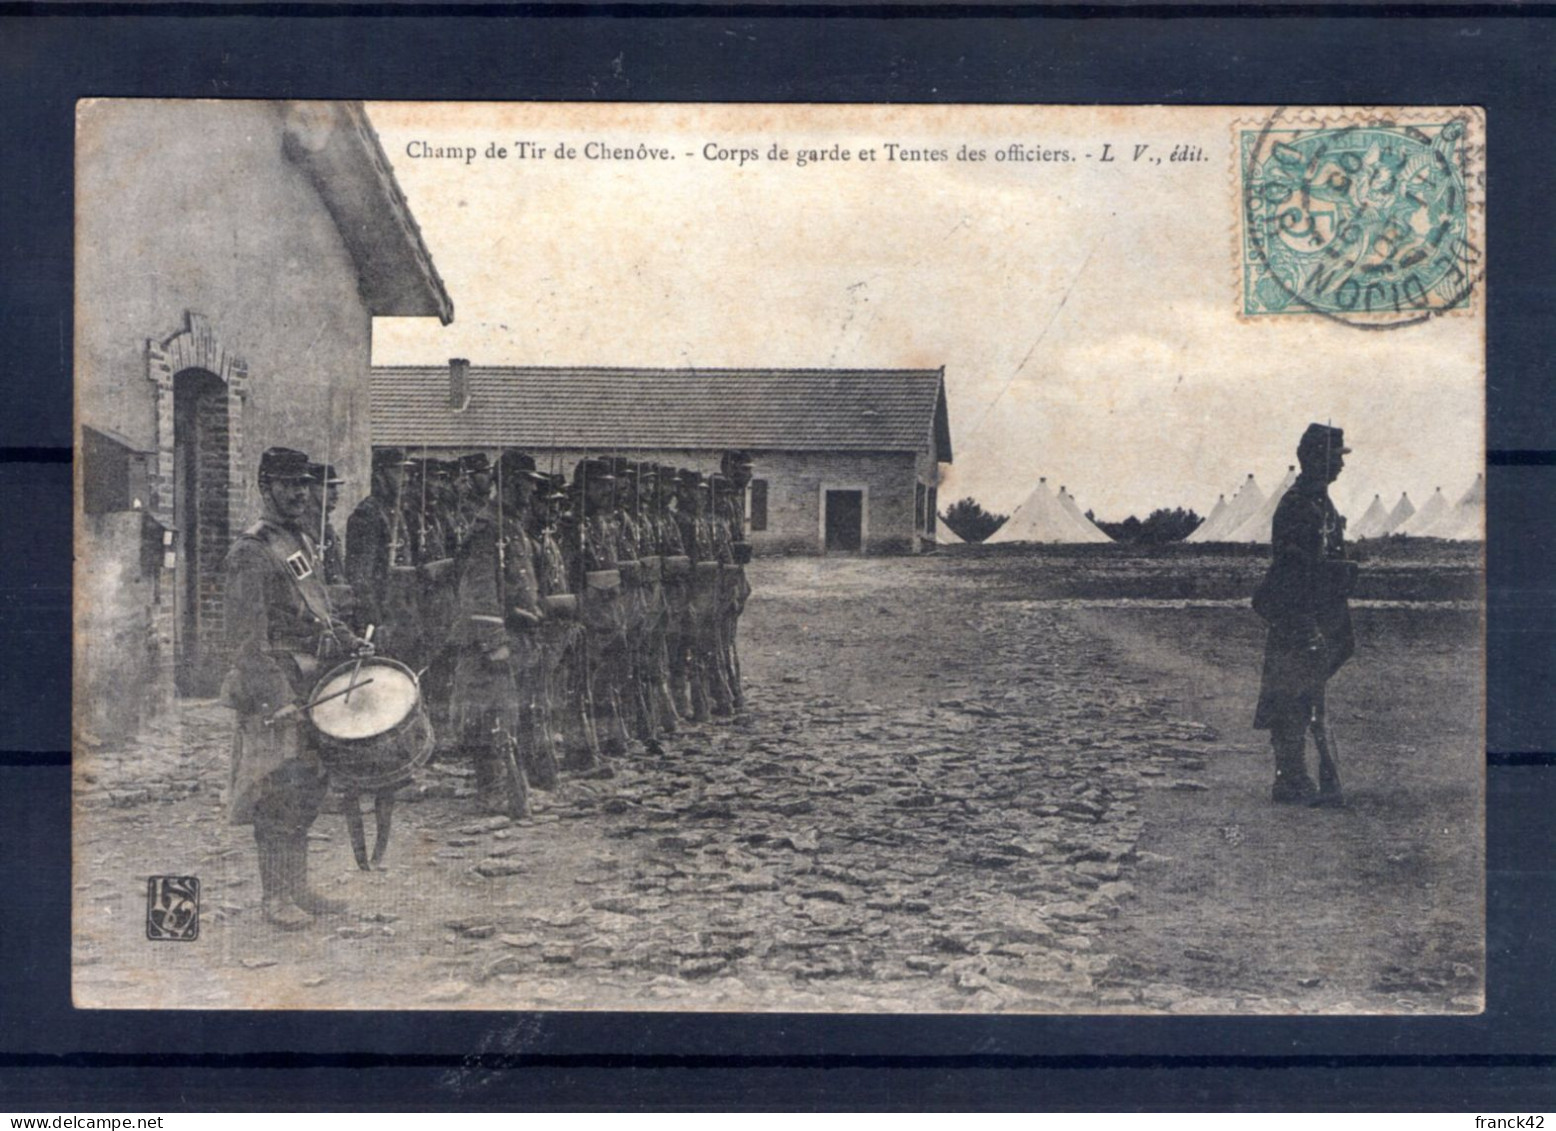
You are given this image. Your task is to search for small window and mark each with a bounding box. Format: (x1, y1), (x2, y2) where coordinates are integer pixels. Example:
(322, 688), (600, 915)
(927, 486), (938, 533)
(749, 479), (769, 532)
(82, 424), (152, 516)
(915, 483), (927, 531)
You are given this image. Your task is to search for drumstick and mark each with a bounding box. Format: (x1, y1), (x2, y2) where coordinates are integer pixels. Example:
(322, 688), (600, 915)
(345, 625), (376, 705)
(266, 678), (377, 726)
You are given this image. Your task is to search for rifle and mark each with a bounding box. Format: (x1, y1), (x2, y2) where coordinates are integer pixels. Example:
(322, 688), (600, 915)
(490, 712), (531, 819)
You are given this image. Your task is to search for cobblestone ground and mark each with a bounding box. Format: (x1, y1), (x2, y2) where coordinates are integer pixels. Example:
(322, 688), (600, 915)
(73, 553), (1482, 1013)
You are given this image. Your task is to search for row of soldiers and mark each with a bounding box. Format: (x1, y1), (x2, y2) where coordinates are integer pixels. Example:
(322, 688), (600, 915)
(329, 446), (756, 816)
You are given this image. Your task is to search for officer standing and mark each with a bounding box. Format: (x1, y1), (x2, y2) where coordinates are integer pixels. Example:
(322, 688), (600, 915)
(1252, 423), (1357, 806)
(221, 447), (371, 930)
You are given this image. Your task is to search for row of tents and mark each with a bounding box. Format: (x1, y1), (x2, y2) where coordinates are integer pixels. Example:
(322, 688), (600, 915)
(1188, 469), (1485, 543)
(939, 471), (1485, 546)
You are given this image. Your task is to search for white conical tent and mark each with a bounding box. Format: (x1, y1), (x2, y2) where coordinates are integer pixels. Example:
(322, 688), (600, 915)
(935, 519), (966, 545)
(1187, 474), (1265, 542)
(1223, 466), (1297, 543)
(1197, 494), (1227, 538)
(1350, 495), (1392, 539)
(1397, 487), (1450, 536)
(986, 478), (1110, 544)
(1385, 492), (1416, 534)
(1056, 486), (1115, 543)
(1419, 475), (1484, 541)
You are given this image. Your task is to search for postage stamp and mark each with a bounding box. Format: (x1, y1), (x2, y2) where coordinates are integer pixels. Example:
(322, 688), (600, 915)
(1238, 107), (1485, 326)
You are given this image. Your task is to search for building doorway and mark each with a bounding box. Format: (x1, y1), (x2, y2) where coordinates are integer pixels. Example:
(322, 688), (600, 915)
(172, 367), (230, 696)
(823, 489), (864, 553)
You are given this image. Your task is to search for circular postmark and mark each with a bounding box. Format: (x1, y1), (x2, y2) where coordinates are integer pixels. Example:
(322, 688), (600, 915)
(1240, 106), (1484, 329)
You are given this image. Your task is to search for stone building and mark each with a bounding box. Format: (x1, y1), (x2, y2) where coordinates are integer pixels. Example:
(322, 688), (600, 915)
(370, 364), (953, 556)
(75, 101), (453, 745)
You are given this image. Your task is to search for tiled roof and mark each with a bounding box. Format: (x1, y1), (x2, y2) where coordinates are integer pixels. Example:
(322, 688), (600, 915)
(371, 366), (952, 461)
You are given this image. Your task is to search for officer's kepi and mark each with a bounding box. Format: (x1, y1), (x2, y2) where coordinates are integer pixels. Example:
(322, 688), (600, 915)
(258, 447), (315, 482)
(1298, 423), (1352, 457)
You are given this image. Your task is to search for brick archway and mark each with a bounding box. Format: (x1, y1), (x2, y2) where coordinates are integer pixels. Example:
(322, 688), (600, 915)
(146, 313), (250, 697)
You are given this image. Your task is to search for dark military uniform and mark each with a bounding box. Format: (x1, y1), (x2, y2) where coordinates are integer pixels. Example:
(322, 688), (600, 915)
(536, 484), (604, 774)
(714, 478), (752, 711)
(411, 459), (461, 748)
(657, 479), (695, 719)
(496, 450), (561, 791)
(1252, 424), (1357, 804)
(448, 490), (531, 817)
(576, 460), (633, 758)
(344, 451), (413, 646)
(222, 448), (363, 929)
(305, 462), (351, 623)
(678, 472), (734, 721)
(633, 466), (680, 736)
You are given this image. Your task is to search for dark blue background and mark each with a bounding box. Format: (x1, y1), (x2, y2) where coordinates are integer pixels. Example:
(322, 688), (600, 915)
(1, 11), (1552, 1111)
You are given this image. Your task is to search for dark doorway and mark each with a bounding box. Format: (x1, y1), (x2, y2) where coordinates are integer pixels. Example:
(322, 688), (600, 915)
(824, 489), (863, 553)
(172, 368), (229, 696)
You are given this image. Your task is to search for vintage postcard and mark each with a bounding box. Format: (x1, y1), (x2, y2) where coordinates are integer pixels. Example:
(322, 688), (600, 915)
(73, 101), (1484, 1012)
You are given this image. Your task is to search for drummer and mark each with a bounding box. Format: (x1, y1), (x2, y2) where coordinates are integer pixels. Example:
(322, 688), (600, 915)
(221, 447), (373, 931)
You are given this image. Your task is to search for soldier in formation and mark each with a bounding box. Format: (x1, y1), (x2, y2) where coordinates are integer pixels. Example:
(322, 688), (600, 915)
(332, 447), (758, 815)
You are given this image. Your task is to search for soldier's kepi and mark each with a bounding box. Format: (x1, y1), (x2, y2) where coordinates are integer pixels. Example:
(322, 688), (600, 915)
(1251, 423), (1357, 807)
(221, 447), (373, 930)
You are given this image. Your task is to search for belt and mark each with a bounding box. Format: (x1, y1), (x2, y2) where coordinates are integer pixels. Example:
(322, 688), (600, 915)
(585, 569), (621, 591)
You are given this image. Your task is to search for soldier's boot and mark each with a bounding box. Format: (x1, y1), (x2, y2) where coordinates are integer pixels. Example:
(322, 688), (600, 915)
(286, 830), (348, 916)
(473, 745), (500, 805)
(594, 686), (630, 758)
(255, 831), (312, 931)
(687, 657), (712, 723)
(667, 639), (694, 720)
(520, 717), (561, 792)
(1270, 735), (1318, 805)
(650, 660), (678, 735)
(561, 699), (606, 775)
(727, 631), (744, 711)
(708, 652), (735, 719)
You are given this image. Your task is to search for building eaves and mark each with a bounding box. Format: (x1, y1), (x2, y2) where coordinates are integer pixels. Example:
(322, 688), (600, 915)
(283, 101), (454, 325)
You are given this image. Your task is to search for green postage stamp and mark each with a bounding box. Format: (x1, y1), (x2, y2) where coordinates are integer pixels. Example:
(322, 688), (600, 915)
(1239, 108), (1484, 325)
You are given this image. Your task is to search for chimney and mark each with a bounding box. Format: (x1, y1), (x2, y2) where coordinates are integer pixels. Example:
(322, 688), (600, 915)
(449, 358), (471, 412)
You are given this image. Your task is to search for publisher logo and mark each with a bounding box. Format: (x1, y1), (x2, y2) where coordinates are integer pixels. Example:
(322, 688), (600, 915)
(145, 875), (200, 941)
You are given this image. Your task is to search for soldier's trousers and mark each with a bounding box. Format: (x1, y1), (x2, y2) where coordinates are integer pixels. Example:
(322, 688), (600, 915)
(663, 585), (694, 719)
(688, 580), (733, 719)
(636, 584), (679, 736)
(506, 632), (558, 790)
(582, 592), (632, 757)
(542, 621), (602, 773)
(719, 608), (743, 710)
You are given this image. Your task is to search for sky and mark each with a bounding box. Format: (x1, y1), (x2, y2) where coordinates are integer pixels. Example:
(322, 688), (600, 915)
(368, 103), (1484, 523)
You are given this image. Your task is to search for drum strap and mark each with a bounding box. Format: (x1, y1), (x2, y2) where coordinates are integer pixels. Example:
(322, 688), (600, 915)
(245, 521), (337, 637)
